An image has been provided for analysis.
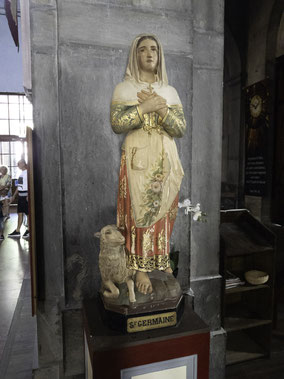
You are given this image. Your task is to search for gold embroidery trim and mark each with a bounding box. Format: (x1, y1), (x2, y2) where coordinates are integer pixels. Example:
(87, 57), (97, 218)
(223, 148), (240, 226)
(120, 152), (126, 168)
(142, 229), (154, 256)
(162, 105), (186, 137)
(160, 108), (170, 125)
(126, 253), (170, 272)
(158, 229), (166, 252)
(131, 226), (136, 254)
(119, 175), (127, 199)
(142, 112), (163, 135)
(110, 104), (141, 132)
(136, 105), (144, 122)
(117, 203), (125, 230)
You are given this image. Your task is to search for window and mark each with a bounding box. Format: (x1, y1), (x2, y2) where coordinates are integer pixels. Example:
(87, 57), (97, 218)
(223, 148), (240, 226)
(0, 93), (33, 178)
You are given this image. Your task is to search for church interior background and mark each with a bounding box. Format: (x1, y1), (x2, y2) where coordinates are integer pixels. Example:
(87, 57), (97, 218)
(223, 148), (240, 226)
(0, 0), (284, 378)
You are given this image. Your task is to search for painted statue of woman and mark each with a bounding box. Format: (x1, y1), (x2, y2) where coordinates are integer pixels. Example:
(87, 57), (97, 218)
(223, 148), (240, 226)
(110, 34), (186, 296)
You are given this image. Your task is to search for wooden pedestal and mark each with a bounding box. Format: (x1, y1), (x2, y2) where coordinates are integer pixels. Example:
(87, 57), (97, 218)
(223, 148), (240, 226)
(83, 297), (210, 379)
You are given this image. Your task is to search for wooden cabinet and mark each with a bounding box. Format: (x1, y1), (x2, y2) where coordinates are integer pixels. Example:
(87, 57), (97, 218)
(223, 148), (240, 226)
(83, 298), (210, 379)
(220, 209), (275, 365)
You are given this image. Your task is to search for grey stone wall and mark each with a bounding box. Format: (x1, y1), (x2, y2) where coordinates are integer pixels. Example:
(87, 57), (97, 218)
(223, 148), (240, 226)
(191, 1), (226, 378)
(30, 0), (225, 377)
(57, 0), (193, 306)
(30, 1), (65, 375)
(190, 0), (223, 307)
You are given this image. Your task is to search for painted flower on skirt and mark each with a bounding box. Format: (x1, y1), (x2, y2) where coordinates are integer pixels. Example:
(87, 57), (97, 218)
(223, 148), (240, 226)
(137, 154), (164, 226)
(155, 174), (164, 182)
(153, 200), (160, 207)
(151, 181), (162, 193)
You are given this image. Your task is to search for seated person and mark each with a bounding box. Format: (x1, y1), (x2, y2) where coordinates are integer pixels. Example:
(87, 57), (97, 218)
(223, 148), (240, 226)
(0, 165), (12, 220)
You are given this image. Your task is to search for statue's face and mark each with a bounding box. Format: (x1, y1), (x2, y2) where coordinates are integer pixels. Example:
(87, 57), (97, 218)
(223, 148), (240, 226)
(137, 39), (158, 73)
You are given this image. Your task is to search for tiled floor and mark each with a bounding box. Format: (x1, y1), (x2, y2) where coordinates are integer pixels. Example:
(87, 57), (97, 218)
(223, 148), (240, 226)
(0, 211), (37, 379)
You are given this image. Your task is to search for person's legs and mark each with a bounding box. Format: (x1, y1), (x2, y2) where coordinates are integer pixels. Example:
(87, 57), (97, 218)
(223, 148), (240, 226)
(22, 212), (29, 238)
(16, 212), (23, 232)
(2, 198), (10, 218)
(8, 197), (25, 237)
(23, 213), (28, 227)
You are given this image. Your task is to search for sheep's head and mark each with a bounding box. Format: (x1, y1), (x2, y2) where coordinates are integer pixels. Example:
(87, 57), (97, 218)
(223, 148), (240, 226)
(95, 225), (125, 246)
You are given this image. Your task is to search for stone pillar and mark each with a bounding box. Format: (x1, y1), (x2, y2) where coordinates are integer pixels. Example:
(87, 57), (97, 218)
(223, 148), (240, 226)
(30, 0), (66, 377)
(30, 1), (193, 377)
(190, 1), (226, 378)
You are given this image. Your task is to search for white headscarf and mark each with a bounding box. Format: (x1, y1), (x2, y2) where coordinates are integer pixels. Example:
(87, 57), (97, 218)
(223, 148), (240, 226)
(125, 34), (168, 86)
(112, 34), (181, 105)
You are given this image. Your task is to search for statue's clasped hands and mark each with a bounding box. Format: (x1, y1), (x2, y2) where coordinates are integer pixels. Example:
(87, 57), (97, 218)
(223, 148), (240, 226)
(137, 90), (168, 119)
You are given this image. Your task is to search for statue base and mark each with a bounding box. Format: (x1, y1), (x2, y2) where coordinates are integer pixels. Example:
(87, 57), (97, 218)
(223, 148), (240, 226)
(99, 271), (184, 333)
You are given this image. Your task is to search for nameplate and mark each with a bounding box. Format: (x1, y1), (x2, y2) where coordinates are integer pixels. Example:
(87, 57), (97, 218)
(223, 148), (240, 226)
(127, 312), (177, 333)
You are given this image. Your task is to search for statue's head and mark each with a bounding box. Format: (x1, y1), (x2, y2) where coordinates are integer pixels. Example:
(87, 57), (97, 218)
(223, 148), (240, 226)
(136, 36), (159, 74)
(125, 34), (168, 85)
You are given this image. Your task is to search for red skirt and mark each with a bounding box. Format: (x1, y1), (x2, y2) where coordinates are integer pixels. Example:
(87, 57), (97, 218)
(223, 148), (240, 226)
(117, 151), (178, 272)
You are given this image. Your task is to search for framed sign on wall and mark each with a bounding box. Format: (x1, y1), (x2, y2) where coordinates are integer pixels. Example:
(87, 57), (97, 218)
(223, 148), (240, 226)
(244, 79), (270, 196)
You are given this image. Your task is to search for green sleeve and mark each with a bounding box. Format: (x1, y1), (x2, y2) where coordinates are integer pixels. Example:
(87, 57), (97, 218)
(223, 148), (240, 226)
(110, 104), (143, 134)
(160, 105), (186, 138)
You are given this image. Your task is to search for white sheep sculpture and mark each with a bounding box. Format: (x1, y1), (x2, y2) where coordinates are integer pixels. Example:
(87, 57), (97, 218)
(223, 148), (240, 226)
(95, 224), (136, 303)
